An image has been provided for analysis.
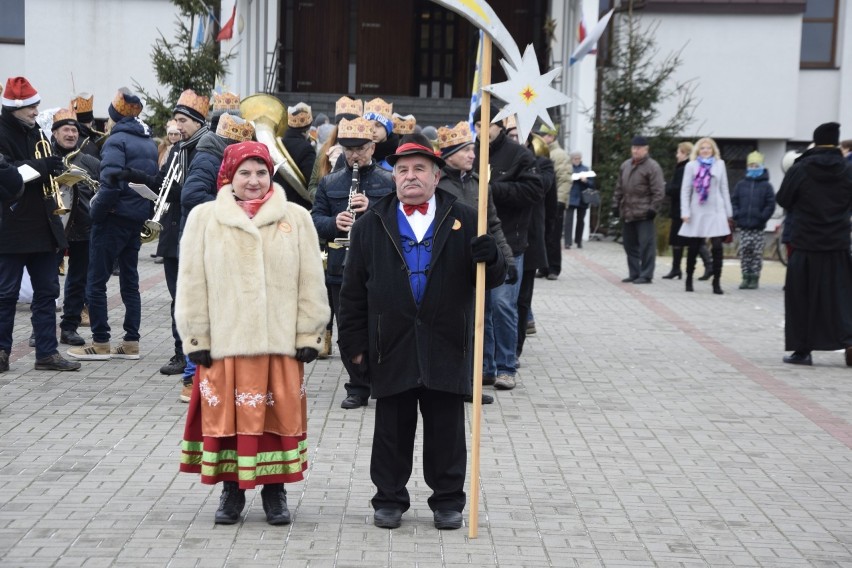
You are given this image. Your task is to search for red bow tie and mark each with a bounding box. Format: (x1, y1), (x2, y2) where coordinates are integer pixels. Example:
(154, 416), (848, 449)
(403, 202), (429, 216)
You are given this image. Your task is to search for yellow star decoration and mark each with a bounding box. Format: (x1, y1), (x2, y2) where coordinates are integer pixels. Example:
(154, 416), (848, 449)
(485, 44), (570, 142)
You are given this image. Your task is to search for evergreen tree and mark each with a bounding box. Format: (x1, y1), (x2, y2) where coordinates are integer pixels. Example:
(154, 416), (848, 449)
(135, 0), (232, 134)
(592, 1), (697, 233)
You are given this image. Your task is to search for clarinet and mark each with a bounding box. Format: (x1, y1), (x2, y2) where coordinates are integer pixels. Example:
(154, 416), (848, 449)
(334, 162), (360, 248)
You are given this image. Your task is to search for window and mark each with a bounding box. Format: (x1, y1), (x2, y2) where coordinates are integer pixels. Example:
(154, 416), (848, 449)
(0, 0), (24, 44)
(800, 0), (838, 68)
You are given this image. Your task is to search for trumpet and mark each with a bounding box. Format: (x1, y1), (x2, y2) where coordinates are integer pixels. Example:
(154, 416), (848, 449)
(34, 132), (71, 216)
(333, 162), (360, 248)
(140, 155), (181, 244)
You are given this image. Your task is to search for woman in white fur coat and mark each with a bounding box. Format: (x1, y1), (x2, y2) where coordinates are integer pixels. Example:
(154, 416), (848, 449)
(175, 141), (329, 526)
(679, 137), (733, 295)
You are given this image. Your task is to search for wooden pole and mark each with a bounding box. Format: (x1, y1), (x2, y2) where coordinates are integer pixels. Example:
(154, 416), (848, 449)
(468, 33), (492, 540)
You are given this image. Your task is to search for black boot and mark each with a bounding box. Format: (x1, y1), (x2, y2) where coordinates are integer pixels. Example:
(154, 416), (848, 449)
(711, 246), (724, 295)
(214, 481), (246, 524)
(698, 243), (713, 280)
(685, 246), (696, 292)
(662, 246), (683, 279)
(261, 483), (292, 525)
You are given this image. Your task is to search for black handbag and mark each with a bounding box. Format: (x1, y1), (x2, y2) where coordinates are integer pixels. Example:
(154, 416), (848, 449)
(581, 188), (601, 207)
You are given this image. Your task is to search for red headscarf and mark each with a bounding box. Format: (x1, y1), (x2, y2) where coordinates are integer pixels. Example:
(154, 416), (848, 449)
(216, 141), (274, 190)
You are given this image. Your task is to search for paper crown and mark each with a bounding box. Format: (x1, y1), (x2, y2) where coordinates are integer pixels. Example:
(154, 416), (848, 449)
(51, 108), (78, 130)
(211, 91), (240, 114)
(287, 102), (312, 128)
(216, 113), (255, 143)
(337, 116), (374, 146)
(364, 97), (393, 120)
(2, 76), (40, 108)
(174, 89), (210, 123)
(437, 122), (474, 152)
(109, 87), (143, 120)
(335, 96), (362, 120)
(71, 93), (94, 114)
(392, 113), (416, 135)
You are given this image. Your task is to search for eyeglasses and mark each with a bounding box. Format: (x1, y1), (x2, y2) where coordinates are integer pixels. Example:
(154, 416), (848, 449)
(343, 143), (372, 155)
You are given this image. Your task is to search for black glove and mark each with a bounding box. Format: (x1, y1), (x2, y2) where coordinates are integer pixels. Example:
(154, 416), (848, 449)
(295, 347), (319, 363)
(505, 265), (519, 285)
(646, 209), (656, 221)
(470, 235), (498, 264)
(44, 155), (64, 176)
(114, 168), (153, 186)
(187, 350), (212, 367)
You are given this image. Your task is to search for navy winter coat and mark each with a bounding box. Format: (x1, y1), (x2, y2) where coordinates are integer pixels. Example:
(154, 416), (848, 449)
(731, 170), (776, 230)
(93, 117), (158, 226)
(180, 132), (233, 231)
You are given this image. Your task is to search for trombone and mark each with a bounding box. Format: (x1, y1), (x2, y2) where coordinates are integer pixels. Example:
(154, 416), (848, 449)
(34, 131), (71, 215)
(141, 155), (181, 243)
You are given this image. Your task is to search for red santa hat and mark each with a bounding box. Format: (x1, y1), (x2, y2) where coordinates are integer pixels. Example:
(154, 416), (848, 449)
(2, 76), (41, 109)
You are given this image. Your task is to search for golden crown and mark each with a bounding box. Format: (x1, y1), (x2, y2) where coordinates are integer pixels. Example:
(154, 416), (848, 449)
(176, 89), (210, 118)
(437, 121), (474, 150)
(287, 102), (312, 128)
(71, 93), (93, 114)
(364, 97), (393, 119)
(392, 113), (416, 134)
(216, 113), (255, 143)
(337, 117), (374, 141)
(52, 108), (77, 125)
(211, 91), (240, 113)
(335, 96), (362, 118)
(111, 89), (142, 118)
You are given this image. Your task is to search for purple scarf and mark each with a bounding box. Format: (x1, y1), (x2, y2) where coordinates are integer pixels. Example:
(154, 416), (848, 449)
(693, 158), (714, 205)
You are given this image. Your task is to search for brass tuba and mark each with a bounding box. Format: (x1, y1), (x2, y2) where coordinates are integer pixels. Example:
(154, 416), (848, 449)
(239, 94), (311, 203)
(530, 133), (550, 158)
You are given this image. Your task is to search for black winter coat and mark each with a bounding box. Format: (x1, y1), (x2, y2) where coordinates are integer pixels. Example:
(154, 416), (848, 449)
(731, 170), (775, 230)
(665, 159), (688, 221)
(311, 161), (394, 283)
(0, 111), (67, 253)
(776, 147), (852, 251)
(282, 128), (316, 189)
(0, 154), (23, 202)
(524, 155), (553, 271)
(475, 130), (544, 254)
(337, 189), (507, 398)
(54, 142), (99, 242)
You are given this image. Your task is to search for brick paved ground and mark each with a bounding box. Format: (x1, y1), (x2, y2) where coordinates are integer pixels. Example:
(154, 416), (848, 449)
(2, 240), (851, 567)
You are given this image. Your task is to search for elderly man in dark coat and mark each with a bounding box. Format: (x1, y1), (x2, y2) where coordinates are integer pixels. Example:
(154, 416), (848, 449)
(338, 136), (506, 531)
(776, 122), (852, 366)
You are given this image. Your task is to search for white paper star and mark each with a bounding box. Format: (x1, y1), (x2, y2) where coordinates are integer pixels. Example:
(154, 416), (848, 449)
(483, 44), (570, 143)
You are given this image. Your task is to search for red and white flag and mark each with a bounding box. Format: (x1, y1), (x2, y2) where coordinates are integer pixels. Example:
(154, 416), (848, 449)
(216, 2), (237, 41)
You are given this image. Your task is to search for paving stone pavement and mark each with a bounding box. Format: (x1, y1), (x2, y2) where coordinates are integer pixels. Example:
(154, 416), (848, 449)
(2, 240), (852, 567)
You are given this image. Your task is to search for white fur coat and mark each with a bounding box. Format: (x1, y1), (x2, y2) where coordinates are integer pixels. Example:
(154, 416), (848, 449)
(175, 183), (329, 358)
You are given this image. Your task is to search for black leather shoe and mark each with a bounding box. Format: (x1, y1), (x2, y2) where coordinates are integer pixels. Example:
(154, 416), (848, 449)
(60, 330), (86, 346)
(160, 353), (186, 375)
(783, 351), (812, 366)
(34, 353), (81, 371)
(621, 277), (636, 283)
(214, 481), (246, 524)
(0, 349), (9, 373)
(433, 510), (463, 530)
(374, 508), (403, 529)
(28, 334), (35, 347)
(463, 393), (494, 404)
(846, 347), (852, 367)
(633, 277), (652, 284)
(261, 484), (291, 525)
(341, 394), (368, 409)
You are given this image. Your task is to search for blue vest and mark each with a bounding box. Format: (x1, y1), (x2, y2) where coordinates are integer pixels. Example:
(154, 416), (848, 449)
(397, 209), (435, 306)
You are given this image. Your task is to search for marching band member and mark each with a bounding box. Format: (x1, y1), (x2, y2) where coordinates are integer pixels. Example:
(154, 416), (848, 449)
(0, 77), (80, 372)
(281, 102), (315, 210)
(71, 92), (102, 158)
(363, 97), (396, 170)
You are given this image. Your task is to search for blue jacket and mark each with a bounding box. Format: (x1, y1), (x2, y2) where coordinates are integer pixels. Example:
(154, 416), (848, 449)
(180, 132), (233, 231)
(93, 117), (158, 226)
(568, 163), (594, 208)
(731, 170), (775, 230)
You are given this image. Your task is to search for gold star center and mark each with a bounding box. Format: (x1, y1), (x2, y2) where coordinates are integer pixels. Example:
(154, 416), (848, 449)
(520, 86), (537, 105)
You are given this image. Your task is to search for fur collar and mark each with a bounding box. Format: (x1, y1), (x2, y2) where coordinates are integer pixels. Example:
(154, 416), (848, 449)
(214, 182), (289, 232)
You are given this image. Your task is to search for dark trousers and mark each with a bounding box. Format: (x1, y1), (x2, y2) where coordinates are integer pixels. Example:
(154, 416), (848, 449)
(329, 282), (370, 399)
(87, 219), (141, 344)
(371, 387), (466, 513)
(60, 240), (89, 332)
(516, 268), (536, 357)
(565, 205), (588, 247)
(0, 251), (60, 359)
(163, 256), (181, 353)
(621, 219), (657, 280)
(545, 203), (564, 275)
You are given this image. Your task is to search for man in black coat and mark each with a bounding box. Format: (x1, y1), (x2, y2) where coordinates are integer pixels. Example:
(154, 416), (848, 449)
(473, 104), (544, 391)
(338, 138), (506, 531)
(776, 122), (852, 366)
(0, 76), (80, 372)
(281, 102), (315, 210)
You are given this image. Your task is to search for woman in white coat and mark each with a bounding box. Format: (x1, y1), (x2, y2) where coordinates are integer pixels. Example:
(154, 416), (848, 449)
(679, 137), (733, 294)
(175, 141), (329, 526)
